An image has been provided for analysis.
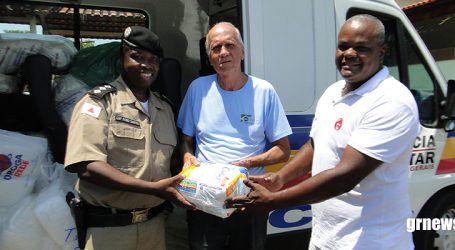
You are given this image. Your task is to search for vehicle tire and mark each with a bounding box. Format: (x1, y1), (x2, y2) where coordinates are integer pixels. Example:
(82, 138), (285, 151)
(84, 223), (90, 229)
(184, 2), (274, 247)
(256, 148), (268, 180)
(413, 191), (455, 250)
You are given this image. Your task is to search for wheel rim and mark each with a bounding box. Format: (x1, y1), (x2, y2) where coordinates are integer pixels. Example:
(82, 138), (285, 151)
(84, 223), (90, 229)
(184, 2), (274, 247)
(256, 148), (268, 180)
(434, 208), (455, 250)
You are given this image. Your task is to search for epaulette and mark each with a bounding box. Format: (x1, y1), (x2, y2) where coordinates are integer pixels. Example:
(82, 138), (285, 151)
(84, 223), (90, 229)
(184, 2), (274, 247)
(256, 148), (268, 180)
(88, 84), (117, 99)
(152, 91), (175, 108)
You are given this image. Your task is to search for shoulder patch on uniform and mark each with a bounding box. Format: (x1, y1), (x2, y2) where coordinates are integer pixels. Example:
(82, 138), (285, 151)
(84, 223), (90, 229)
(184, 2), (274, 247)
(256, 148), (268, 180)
(88, 84), (117, 99)
(81, 102), (101, 118)
(152, 91), (175, 108)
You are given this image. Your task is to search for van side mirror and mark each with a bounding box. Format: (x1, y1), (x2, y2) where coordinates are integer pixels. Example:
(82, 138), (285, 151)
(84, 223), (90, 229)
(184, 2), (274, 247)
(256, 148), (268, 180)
(443, 80), (455, 131)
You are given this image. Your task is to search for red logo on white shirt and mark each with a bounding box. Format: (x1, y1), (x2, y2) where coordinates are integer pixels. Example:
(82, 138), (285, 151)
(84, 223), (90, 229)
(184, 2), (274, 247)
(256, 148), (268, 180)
(334, 118), (343, 130)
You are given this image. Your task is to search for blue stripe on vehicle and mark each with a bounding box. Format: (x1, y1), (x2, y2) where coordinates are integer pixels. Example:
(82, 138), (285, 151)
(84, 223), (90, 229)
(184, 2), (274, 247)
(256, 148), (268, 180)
(286, 115), (313, 150)
(287, 114), (314, 127)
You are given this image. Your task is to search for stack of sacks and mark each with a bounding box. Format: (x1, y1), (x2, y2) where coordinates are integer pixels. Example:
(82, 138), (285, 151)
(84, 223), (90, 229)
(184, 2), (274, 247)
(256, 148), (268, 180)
(0, 33), (80, 128)
(0, 32), (78, 96)
(53, 42), (124, 125)
(0, 179), (78, 250)
(0, 129), (78, 250)
(0, 33), (77, 74)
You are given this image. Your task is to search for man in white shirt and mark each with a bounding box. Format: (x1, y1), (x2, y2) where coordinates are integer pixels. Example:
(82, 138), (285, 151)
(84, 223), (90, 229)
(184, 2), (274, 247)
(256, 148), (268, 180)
(226, 14), (420, 250)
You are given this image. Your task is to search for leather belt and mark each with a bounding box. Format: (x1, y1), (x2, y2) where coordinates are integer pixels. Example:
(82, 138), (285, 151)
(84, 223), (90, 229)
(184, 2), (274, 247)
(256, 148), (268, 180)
(85, 201), (171, 227)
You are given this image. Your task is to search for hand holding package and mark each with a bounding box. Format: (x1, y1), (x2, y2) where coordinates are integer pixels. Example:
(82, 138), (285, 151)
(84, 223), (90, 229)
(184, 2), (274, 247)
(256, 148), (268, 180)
(176, 163), (250, 218)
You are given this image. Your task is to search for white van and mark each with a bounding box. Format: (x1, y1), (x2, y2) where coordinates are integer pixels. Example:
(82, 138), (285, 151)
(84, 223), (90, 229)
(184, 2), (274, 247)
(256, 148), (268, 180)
(1, 0), (454, 249)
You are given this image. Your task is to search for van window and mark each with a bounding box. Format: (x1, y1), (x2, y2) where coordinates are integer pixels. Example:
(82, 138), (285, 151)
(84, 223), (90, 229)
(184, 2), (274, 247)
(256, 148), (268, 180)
(386, 20), (438, 126)
(349, 10), (439, 127)
(401, 30), (437, 126)
(0, 2), (147, 49)
(404, 3), (455, 82)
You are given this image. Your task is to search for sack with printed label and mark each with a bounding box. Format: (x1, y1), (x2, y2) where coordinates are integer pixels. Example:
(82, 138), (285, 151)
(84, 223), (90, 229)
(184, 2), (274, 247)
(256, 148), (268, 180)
(176, 163), (250, 218)
(53, 74), (90, 125)
(0, 33), (77, 74)
(0, 129), (48, 207)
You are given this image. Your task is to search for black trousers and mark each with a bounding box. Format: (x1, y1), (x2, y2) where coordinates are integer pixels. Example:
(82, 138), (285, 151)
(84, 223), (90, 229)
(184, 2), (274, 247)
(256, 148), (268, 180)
(187, 210), (267, 250)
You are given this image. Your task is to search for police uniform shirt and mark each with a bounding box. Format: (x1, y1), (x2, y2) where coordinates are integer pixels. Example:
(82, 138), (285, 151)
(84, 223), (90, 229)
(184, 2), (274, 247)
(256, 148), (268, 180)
(65, 76), (177, 210)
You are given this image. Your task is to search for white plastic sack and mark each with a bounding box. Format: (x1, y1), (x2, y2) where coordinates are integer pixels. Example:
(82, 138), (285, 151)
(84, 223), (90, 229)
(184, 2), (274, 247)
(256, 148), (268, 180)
(34, 180), (78, 249)
(0, 196), (60, 250)
(0, 129), (48, 207)
(34, 161), (61, 193)
(0, 33), (77, 74)
(0, 73), (22, 94)
(53, 74), (89, 125)
(33, 160), (77, 195)
(176, 163), (250, 218)
(0, 206), (14, 234)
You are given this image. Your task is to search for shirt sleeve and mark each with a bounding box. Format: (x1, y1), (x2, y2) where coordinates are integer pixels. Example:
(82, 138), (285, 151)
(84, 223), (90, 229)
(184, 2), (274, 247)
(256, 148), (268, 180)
(64, 95), (109, 168)
(348, 100), (419, 163)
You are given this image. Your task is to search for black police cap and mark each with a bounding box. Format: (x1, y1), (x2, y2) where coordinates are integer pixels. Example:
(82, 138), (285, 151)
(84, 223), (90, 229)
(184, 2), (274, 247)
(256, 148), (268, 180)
(122, 26), (163, 57)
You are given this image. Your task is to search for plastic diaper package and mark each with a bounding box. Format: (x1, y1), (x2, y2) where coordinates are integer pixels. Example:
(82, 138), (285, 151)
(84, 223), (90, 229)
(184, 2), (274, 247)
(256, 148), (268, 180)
(176, 162), (250, 218)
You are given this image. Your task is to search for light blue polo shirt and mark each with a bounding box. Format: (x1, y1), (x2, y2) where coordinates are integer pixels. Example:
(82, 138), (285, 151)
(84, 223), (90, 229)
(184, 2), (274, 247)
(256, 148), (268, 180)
(177, 74), (292, 175)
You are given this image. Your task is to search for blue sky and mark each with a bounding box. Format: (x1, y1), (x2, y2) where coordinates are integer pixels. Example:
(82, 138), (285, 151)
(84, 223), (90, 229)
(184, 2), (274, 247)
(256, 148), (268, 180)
(0, 23), (42, 34)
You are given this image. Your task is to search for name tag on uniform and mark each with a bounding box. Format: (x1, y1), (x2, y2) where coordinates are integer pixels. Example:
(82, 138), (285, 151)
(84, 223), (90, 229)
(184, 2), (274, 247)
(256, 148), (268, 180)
(115, 115), (140, 126)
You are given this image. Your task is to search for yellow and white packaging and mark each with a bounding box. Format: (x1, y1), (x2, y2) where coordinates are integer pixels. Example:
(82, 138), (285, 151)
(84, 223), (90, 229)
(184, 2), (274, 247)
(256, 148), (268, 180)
(176, 162), (250, 218)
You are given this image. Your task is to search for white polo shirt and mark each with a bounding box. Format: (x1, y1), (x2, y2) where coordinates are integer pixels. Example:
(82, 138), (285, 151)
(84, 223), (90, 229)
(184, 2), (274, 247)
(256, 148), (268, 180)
(309, 67), (420, 249)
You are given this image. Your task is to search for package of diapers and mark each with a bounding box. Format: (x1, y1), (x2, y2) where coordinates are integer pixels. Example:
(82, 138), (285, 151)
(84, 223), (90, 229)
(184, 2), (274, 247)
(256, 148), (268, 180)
(176, 163), (250, 218)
